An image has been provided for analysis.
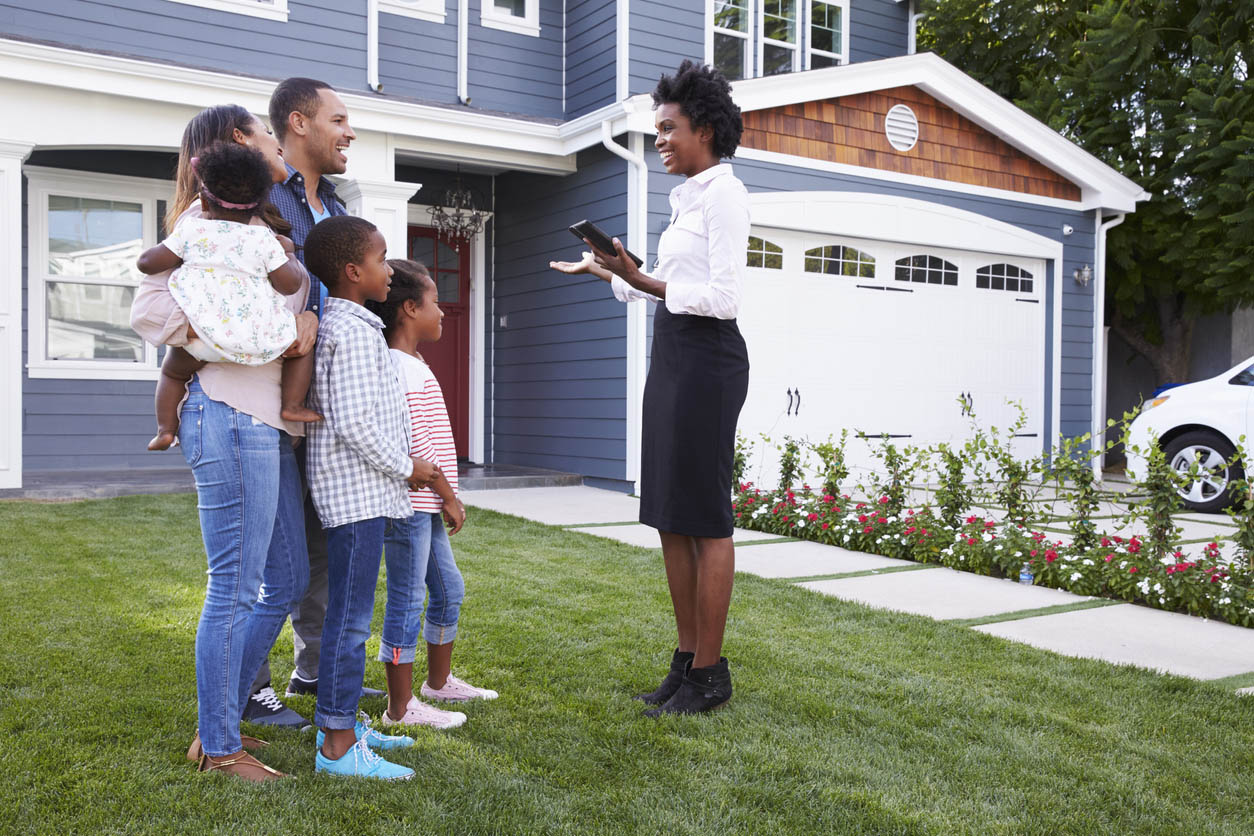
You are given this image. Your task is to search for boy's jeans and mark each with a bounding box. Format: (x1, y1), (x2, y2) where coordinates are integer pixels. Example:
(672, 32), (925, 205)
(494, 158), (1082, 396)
(315, 515), (405, 729)
(181, 381), (307, 757)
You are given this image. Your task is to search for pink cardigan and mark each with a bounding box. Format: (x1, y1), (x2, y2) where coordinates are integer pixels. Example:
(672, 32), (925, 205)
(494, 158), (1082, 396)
(130, 201), (313, 436)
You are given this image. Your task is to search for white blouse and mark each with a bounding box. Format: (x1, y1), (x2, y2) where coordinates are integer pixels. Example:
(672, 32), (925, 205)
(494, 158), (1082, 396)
(610, 163), (749, 320)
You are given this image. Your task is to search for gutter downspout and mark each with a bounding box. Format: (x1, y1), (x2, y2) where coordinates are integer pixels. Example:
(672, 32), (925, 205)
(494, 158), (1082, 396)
(367, 0), (382, 91)
(601, 120), (649, 492)
(1092, 211), (1126, 478)
(458, 0), (470, 104)
(908, 1), (925, 55)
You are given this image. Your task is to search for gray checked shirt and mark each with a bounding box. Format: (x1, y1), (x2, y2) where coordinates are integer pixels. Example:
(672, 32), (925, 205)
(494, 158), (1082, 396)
(307, 297), (413, 529)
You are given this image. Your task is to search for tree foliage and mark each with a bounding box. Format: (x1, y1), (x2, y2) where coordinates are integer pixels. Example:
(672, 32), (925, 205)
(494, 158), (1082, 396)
(918, 1), (1254, 383)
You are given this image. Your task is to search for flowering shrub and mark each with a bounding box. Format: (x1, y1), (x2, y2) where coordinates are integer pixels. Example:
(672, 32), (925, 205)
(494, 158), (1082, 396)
(732, 483), (1254, 628)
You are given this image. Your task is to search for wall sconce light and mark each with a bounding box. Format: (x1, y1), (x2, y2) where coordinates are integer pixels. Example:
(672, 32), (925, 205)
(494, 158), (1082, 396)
(1073, 264), (1092, 287)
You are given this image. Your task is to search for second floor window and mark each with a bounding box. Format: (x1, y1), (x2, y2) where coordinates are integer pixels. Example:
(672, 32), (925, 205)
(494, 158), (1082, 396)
(481, 0), (540, 37)
(709, 0), (849, 81)
(762, 0), (800, 76)
(807, 0), (847, 68)
(713, 0), (752, 81)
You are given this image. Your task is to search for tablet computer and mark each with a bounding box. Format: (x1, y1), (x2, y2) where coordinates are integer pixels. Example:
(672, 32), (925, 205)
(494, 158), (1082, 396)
(568, 219), (643, 268)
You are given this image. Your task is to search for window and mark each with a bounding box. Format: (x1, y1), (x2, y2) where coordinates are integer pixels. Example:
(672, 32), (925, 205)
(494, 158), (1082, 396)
(379, 0), (446, 24)
(481, 0), (540, 36)
(804, 244), (875, 278)
(162, 0), (288, 22)
(25, 168), (171, 380)
(747, 236), (783, 268)
(895, 255), (957, 286)
(713, 0), (752, 81)
(807, 0), (847, 68)
(761, 0), (800, 76)
(976, 263), (1034, 293)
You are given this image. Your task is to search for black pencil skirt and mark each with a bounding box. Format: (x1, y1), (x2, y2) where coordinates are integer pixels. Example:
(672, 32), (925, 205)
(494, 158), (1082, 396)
(638, 304), (750, 539)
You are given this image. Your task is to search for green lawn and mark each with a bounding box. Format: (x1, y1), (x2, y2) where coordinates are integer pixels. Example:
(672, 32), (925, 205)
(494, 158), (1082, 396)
(0, 495), (1251, 836)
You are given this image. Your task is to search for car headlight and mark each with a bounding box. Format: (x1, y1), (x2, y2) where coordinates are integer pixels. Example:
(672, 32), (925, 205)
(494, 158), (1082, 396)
(1143, 395), (1170, 411)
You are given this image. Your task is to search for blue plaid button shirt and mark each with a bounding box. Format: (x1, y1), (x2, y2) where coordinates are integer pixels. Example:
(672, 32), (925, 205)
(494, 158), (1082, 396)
(267, 163), (347, 317)
(307, 297), (413, 529)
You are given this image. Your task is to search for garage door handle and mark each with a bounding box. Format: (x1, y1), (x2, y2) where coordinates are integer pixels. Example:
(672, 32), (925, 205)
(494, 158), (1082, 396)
(786, 388), (794, 415)
(795, 388), (801, 415)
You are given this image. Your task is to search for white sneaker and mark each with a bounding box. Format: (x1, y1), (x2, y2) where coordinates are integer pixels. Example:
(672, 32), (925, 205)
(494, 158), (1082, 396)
(421, 674), (499, 702)
(379, 696), (467, 730)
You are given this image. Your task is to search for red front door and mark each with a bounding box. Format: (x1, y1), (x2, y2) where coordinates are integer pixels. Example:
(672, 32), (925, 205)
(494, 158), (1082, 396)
(407, 227), (470, 459)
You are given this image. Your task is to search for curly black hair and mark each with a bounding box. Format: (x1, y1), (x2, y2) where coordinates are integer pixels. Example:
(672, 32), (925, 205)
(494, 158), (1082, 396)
(193, 141), (273, 216)
(366, 259), (434, 336)
(652, 60), (743, 159)
(303, 215), (378, 290)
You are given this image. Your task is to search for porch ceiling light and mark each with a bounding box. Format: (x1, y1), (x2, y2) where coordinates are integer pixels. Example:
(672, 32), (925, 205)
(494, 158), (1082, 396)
(427, 170), (485, 249)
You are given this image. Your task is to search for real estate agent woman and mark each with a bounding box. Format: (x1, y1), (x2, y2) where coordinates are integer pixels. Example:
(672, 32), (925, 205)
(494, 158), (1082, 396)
(550, 60), (750, 715)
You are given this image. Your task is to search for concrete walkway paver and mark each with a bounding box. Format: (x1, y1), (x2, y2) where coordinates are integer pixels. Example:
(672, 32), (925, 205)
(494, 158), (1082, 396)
(566, 523), (784, 548)
(463, 485), (1253, 689)
(974, 604), (1254, 680)
(461, 486), (640, 526)
(800, 568), (1095, 620)
(734, 540), (913, 578)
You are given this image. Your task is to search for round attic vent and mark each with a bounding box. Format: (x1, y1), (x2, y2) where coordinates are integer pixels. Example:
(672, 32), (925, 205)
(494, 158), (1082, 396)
(885, 104), (919, 152)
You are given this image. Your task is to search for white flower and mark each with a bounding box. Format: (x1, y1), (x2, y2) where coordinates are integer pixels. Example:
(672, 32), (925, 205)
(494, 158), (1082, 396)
(1082, 559), (1094, 566)
(1070, 572), (1082, 582)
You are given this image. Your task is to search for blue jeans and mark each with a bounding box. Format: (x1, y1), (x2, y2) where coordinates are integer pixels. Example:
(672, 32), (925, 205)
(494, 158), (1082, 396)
(181, 380), (307, 757)
(378, 513), (464, 662)
(378, 514), (430, 664)
(421, 516), (463, 646)
(315, 516), (393, 730)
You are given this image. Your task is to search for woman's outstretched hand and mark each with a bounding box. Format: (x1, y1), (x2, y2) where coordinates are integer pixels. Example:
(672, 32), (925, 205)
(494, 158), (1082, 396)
(549, 249), (612, 283)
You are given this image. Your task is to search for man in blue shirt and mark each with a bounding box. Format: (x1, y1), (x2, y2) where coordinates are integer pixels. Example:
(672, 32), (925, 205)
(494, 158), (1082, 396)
(242, 77), (389, 726)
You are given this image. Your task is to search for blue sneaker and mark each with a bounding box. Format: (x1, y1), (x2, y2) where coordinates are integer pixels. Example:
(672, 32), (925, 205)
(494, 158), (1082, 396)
(316, 719), (415, 752)
(315, 737), (414, 781)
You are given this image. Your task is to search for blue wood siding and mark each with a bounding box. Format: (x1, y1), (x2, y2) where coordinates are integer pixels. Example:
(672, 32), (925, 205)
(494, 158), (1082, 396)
(565, 0), (617, 117)
(491, 145), (630, 479)
(379, 5), (459, 105)
(0, 0), (366, 92)
(20, 151), (184, 471)
(628, 0), (704, 97)
(849, 0), (909, 62)
(465, 0), (564, 118)
(646, 154), (1099, 447)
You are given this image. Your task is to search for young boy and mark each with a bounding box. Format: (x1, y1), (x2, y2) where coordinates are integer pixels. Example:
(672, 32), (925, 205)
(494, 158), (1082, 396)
(302, 215), (440, 781)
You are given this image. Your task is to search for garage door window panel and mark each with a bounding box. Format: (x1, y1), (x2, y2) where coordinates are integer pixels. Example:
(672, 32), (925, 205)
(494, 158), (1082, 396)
(976, 263), (1033, 293)
(747, 236), (783, 269)
(804, 244), (875, 278)
(895, 254), (957, 286)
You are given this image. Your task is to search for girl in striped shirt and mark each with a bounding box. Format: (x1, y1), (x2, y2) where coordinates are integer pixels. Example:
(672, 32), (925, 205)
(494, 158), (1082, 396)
(367, 259), (498, 730)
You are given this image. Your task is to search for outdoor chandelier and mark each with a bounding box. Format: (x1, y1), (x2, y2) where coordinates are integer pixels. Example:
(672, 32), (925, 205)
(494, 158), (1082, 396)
(1073, 264), (1093, 287)
(427, 171), (484, 249)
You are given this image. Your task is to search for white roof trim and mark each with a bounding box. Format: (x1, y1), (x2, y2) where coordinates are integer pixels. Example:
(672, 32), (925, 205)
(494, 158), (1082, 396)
(621, 53), (1148, 212)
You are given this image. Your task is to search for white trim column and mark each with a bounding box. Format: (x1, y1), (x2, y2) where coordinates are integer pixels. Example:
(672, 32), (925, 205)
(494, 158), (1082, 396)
(625, 132), (649, 493)
(0, 140), (34, 489)
(336, 178), (422, 262)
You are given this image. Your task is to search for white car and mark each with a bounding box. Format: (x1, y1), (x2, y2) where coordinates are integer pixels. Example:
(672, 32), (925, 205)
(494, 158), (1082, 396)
(1124, 355), (1254, 513)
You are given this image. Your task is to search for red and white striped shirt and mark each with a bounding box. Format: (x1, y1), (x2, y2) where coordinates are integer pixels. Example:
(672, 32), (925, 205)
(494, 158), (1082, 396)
(391, 350), (459, 513)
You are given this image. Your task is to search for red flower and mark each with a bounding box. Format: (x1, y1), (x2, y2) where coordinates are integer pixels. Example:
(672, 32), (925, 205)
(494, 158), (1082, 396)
(1129, 567), (1138, 574)
(1105, 554), (1114, 562)
(863, 525), (873, 533)
(821, 522), (829, 530)
(807, 513), (818, 522)
(782, 515), (789, 522)
(966, 537), (977, 545)
(1030, 550), (1038, 558)
(858, 514), (868, 523)
(877, 517), (886, 524)
(905, 526), (917, 535)
(879, 496), (890, 504)
(1045, 550), (1057, 564)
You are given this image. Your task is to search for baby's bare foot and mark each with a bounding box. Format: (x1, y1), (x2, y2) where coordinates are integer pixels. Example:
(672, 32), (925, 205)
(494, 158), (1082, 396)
(281, 405), (323, 424)
(148, 430), (177, 451)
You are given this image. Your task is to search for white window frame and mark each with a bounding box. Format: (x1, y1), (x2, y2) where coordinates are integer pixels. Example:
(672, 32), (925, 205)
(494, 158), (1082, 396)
(162, 0), (289, 22)
(707, 0), (754, 82)
(379, 0), (446, 24)
(804, 0), (850, 69)
(757, 0), (801, 77)
(24, 167), (172, 381)
(480, 0), (540, 37)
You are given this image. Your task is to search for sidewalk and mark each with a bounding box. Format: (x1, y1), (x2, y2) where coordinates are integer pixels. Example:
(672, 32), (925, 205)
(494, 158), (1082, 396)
(462, 485), (1254, 696)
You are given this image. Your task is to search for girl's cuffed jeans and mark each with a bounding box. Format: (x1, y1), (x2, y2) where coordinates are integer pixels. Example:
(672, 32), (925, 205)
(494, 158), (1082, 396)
(181, 380), (307, 757)
(378, 512), (465, 662)
(422, 517), (463, 646)
(315, 516), (392, 730)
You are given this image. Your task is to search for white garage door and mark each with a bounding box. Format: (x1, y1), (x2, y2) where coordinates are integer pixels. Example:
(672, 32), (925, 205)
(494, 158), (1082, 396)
(736, 227), (1046, 488)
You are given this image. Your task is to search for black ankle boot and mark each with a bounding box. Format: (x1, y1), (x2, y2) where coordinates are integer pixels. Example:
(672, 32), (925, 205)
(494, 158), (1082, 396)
(645, 657), (732, 716)
(633, 648), (694, 705)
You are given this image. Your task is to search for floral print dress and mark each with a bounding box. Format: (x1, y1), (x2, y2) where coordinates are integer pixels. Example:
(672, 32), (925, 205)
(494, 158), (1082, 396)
(164, 217), (296, 365)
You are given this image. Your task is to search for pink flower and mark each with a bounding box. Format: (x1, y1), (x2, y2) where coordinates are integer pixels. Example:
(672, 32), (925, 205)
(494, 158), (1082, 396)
(1129, 567), (1138, 574)
(879, 496), (890, 504)
(1105, 554), (1114, 562)
(1030, 550), (1038, 558)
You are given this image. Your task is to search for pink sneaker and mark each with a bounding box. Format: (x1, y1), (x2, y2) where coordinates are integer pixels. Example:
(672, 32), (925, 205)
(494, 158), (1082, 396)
(379, 696), (467, 730)
(421, 674), (499, 702)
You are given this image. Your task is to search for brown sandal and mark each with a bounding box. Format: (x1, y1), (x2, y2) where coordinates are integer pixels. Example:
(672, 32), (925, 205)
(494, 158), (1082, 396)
(186, 730), (269, 762)
(196, 750), (288, 782)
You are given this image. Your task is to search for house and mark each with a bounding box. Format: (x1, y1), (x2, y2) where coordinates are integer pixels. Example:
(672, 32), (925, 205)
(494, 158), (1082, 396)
(0, 0), (1147, 492)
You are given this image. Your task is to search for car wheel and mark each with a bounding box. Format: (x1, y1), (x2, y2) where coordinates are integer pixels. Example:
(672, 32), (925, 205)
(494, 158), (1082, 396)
(1161, 431), (1242, 513)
